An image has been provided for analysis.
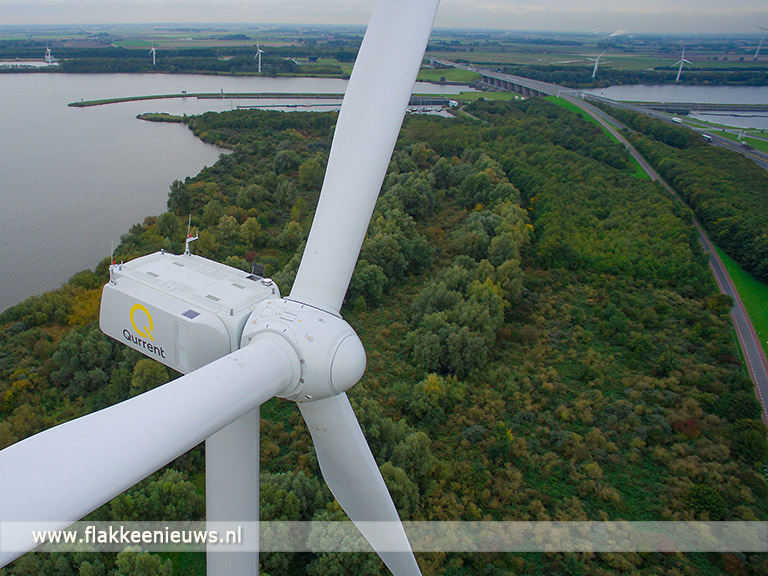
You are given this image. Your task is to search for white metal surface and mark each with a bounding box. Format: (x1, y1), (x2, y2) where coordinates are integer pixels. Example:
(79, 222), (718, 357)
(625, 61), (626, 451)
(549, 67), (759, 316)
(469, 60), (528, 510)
(242, 298), (366, 401)
(0, 340), (295, 566)
(108, 252), (277, 317)
(101, 251), (279, 372)
(299, 393), (422, 576)
(289, 0), (441, 314)
(206, 409), (260, 575)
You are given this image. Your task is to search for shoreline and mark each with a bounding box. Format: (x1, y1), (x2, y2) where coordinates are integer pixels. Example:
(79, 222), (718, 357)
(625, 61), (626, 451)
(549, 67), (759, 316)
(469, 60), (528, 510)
(68, 92), (346, 107)
(67, 91), (474, 108)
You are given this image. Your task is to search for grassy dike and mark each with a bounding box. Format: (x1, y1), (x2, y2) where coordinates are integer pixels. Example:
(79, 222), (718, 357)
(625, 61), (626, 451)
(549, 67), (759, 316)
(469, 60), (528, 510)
(714, 244), (768, 358)
(545, 95), (650, 179)
(68, 93), (345, 107)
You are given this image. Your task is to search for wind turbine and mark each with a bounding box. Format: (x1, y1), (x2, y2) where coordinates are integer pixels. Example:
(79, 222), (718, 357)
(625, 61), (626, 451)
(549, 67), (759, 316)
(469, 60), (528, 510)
(674, 46), (691, 82)
(149, 43), (157, 66)
(0, 2), (440, 576)
(754, 26), (768, 61)
(587, 50), (606, 78)
(44, 44), (53, 64)
(255, 43), (265, 73)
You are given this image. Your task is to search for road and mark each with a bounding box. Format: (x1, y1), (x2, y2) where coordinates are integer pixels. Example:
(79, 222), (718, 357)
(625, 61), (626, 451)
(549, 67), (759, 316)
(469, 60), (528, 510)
(555, 93), (768, 171)
(562, 94), (768, 425)
(438, 57), (768, 423)
(702, 133), (768, 170)
(440, 58), (768, 171)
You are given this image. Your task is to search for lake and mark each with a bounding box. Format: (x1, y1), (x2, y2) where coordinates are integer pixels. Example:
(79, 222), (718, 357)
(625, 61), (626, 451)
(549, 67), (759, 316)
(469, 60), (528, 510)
(0, 73), (471, 314)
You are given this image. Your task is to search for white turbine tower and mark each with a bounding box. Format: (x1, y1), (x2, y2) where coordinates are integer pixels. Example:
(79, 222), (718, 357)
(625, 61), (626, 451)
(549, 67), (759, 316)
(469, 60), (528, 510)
(754, 26), (768, 61)
(674, 46), (691, 82)
(255, 43), (265, 73)
(0, 2), (441, 576)
(44, 44), (53, 64)
(587, 50), (606, 78)
(149, 43), (157, 66)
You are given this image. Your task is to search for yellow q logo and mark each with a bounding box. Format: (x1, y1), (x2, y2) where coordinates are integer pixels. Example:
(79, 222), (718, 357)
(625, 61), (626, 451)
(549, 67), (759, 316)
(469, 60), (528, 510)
(130, 304), (154, 341)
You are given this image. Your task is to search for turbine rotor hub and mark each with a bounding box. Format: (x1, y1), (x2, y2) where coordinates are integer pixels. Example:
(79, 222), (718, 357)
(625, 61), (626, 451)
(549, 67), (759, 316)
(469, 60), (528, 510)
(240, 298), (366, 402)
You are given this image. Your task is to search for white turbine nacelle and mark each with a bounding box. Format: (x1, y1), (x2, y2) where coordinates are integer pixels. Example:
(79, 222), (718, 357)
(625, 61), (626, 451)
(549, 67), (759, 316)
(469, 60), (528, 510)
(99, 250), (366, 403)
(100, 251), (279, 374)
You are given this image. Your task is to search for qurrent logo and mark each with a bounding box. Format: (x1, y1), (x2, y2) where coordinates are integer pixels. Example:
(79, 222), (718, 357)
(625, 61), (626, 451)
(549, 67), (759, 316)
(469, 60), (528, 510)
(130, 303), (154, 341)
(123, 303), (166, 359)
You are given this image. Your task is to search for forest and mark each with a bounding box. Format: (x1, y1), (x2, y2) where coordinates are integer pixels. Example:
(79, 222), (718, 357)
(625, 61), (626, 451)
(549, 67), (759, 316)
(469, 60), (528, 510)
(0, 98), (766, 575)
(606, 107), (768, 285)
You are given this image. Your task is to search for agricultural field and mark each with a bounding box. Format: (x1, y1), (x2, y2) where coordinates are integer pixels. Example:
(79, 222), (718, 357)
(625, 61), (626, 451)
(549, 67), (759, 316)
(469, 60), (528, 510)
(2, 24), (766, 84)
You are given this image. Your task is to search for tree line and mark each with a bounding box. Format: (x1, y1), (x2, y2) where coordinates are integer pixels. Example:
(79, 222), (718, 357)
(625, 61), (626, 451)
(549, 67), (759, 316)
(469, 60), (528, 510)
(0, 41), (353, 76)
(0, 98), (765, 576)
(608, 106), (768, 285)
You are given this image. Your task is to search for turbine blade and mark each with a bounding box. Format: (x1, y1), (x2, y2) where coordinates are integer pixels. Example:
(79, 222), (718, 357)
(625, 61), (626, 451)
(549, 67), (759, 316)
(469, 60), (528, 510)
(299, 394), (422, 576)
(289, 0), (440, 314)
(0, 340), (296, 567)
(206, 409), (260, 575)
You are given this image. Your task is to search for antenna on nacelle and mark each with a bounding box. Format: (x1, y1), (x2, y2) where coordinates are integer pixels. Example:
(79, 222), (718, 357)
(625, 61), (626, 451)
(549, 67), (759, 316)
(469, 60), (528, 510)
(184, 215), (199, 256)
(109, 239), (117, 285)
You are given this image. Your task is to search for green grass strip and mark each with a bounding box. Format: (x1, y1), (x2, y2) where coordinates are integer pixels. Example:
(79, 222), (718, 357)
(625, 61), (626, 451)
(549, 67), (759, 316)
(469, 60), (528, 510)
(714, 131), (768, 154)
(454, 91), (521, 101)
(417, 68), (482, 83)
(714, 244), (768, 359)
(545, 96), (649, 180)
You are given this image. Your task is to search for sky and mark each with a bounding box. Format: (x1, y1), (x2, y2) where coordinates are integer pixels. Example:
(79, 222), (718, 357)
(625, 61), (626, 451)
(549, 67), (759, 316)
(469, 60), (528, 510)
(0, 0), (766, 35)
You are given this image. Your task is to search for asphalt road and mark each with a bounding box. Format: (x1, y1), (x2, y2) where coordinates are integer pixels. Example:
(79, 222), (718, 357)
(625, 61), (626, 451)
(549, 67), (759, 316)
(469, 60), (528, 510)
(566, 94), (768, 170)
(704, 134), (768, 170)
(443, 59), (768, 422)
(443, 59), (768, 171)
(563, 95), (768, 425)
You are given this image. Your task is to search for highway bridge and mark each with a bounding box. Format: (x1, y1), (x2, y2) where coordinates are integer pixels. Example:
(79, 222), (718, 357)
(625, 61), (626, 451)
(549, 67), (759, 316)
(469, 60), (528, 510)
(432, 59), (562, 97)
(435, 58), (768, 169)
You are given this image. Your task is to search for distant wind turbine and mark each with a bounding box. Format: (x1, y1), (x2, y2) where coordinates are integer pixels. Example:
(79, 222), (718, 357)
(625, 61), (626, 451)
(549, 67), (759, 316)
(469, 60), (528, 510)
(44, 44), (54, 64)
(674, 46), (691, 82)
(587, 50), (606, 78)
(755, 26), (768, 61)
(149, 43), (156, 66)
(255, 43), (265, 73)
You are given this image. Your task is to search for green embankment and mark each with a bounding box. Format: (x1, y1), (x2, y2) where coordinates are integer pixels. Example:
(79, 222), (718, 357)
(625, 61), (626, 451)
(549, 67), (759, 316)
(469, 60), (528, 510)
(136, 113), (184, 123)
(454, 90), (520, 101)
(714, 244), (768, 358)
(546, 95), (650, 179)
(417, 68), (482, 83)
(715, 131), (768, 154)
(72, 90), (491, 108)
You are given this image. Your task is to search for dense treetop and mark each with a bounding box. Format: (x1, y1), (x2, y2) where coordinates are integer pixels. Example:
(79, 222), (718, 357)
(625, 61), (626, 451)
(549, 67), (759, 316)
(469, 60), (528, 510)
(609, 107), (768, 285)
(0, 98), (765, 576)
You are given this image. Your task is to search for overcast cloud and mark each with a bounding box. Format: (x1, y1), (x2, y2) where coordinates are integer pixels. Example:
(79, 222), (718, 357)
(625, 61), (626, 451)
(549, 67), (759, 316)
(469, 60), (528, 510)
(0, 0), (765, 34)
